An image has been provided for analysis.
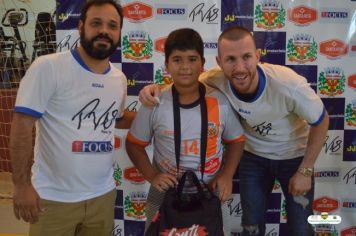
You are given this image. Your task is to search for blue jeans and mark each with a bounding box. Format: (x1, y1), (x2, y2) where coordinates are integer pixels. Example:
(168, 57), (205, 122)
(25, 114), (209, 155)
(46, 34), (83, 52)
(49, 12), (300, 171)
(239, 151), (314, 236)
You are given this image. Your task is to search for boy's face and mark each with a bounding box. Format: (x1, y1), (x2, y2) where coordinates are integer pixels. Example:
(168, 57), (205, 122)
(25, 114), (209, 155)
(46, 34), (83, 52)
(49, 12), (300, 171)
(166, 49), (204, 89)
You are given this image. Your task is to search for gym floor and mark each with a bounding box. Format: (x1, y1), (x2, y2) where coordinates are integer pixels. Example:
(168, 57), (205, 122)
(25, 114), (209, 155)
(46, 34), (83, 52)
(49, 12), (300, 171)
(0, 172), (28, 236)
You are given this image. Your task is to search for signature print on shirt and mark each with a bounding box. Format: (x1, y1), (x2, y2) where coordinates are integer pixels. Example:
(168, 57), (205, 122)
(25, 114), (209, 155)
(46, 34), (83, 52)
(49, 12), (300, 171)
(72, 98), (118, 130)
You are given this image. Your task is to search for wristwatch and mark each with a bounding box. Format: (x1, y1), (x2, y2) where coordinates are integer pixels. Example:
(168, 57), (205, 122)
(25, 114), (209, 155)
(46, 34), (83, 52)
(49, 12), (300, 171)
(298, 167), (313, 177)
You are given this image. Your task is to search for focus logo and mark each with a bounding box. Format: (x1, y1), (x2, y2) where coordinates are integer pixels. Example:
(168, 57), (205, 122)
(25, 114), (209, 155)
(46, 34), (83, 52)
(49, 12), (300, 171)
(72, 141), (113, 153)
(155, 4), (187, 20)
(342, 199), (356, 210)
(157, 8), (185, 15)
(204, 42), (218, 49)
(204, 41), (218, 54)
(314, 171), (339, 177)
(319, 8), (349, 24)
(321, 10), (348, 18)
(314, 169), (341, 183)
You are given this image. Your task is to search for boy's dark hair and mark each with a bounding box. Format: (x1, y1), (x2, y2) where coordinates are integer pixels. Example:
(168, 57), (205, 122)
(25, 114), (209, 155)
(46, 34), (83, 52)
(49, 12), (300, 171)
(80, 0), (123, 29)
(218, 26), (256, 54)
(164, 28), (205, 63)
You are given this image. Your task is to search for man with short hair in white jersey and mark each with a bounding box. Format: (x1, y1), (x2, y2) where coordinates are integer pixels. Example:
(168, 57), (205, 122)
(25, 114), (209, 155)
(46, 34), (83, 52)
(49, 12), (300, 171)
(139, 26), (329, 236)
(9, 1), (134, 235)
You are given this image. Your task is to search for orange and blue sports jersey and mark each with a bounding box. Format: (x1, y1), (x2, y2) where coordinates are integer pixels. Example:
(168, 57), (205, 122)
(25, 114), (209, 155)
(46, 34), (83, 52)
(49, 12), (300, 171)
(127, 84), (245, 183)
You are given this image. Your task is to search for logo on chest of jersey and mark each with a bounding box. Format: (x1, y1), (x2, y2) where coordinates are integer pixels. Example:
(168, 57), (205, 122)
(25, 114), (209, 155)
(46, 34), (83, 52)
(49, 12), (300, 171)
(238, 108), (251, 115)
(92, 83), (104, 88)
(207, 122), (219, 138)
(72, 141), (113, 153)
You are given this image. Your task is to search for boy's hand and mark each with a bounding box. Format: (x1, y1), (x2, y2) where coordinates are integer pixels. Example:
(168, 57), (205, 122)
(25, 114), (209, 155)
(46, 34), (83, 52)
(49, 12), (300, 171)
(209, 173), (233, 202)
(151, 172), (178, 192)
(139, 84), (161, 107)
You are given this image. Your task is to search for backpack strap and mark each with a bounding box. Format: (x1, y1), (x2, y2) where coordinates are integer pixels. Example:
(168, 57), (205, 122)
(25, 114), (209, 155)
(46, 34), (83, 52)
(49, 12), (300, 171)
(172, 82), (208, 180)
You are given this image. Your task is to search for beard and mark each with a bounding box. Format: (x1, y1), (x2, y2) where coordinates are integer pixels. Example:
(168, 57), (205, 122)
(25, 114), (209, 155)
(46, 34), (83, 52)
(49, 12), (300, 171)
(80, 30), (120, 60)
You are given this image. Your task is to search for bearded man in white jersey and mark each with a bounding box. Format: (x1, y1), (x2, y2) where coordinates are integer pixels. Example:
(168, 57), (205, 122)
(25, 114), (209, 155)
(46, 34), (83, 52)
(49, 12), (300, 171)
(139, 26), (329, 236)
(9, 1), (134, 235)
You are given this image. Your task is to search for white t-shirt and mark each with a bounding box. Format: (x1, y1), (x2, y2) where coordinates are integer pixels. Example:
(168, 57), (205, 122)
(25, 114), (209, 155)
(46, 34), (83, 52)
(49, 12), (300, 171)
(200, 63), (325, 160)
(15, 50), (127, 202)
(127, 84), (245, 183)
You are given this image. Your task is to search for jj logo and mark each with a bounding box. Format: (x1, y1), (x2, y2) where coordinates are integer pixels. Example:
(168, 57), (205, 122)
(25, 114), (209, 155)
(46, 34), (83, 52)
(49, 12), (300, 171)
(127, 71), (141, 87)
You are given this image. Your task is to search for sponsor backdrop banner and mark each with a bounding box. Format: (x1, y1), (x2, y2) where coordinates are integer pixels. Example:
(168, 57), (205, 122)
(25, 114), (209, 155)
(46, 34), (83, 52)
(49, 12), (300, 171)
(56, 0), (356, 235)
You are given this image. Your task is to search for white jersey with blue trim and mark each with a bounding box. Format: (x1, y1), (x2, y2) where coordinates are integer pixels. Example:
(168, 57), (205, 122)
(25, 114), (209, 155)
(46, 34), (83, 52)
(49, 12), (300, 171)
(14, 50), (127, 202)
(200, 63), (325, 160)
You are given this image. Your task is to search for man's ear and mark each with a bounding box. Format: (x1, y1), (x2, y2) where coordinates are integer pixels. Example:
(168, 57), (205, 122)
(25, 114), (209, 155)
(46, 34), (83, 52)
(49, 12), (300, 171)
(78, 20), (83, 35)
(165, 61), (170, 74)
(216, 55), (221, 67)
(255, 48), (260, 62)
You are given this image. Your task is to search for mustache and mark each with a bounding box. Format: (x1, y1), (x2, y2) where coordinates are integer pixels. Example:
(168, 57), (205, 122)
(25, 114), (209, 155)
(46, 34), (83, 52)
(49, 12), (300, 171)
(92, 34), (113, 44)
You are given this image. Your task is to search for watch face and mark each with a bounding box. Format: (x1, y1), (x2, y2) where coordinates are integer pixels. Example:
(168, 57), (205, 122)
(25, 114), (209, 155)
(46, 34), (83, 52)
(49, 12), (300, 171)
(300, 168), (313, 177)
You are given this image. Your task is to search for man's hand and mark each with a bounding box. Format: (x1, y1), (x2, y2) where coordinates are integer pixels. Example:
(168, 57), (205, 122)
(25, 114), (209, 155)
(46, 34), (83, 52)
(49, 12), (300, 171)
(13, 184), (42, 223)
(151, 172), (178, 192)
(288, 172), (312, 196)
(209, 173), (233, 202)
(139, 84), (161, 107)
